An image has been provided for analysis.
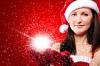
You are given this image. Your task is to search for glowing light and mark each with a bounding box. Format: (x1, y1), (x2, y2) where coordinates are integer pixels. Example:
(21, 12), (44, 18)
(14, 29), (53, 51)
(31, 35), (52, 51)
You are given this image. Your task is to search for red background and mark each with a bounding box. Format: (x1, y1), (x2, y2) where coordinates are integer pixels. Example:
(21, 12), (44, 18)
(0, 0), (100, 66)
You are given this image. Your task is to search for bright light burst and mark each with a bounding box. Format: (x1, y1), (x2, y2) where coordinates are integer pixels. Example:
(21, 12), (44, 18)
(31, 35), (52, 51)
(15, 29), (53, 51)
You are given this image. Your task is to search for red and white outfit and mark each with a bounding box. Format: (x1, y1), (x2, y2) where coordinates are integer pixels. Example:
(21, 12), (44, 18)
(71, 55), (91, 66)
(70, 52), (95, 66)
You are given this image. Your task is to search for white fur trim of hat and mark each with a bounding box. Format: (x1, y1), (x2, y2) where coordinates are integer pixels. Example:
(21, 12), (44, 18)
(65, 0), (99, 22)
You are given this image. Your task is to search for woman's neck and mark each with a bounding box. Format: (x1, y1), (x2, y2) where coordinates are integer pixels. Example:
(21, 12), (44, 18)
(74, 34), (92, 56)
(74, 34), (88, 45)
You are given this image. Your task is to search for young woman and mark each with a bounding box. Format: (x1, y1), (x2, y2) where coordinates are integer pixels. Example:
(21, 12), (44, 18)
(30, 0), (100, 66)
(51, 0), (100, 66)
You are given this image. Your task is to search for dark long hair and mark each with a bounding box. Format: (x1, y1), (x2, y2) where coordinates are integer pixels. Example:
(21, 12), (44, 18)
(60, 9), (100, 55)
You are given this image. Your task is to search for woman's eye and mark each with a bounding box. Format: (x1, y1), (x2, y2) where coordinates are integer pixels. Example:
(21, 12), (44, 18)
(71, 14), (76, 16)
(84, 14), (88, 16)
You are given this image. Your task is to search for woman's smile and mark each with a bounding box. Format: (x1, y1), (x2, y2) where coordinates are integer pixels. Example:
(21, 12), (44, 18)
(75, 25), (85, 29)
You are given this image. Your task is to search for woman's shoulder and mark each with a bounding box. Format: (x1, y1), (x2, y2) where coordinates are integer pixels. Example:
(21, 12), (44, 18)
(90, 48), (100, 66)
(51, 43), (61, 52)
(94, 48), (100, 59)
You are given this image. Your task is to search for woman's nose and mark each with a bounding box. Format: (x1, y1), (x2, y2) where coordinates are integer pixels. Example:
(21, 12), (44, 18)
(76, 16), (82, 24)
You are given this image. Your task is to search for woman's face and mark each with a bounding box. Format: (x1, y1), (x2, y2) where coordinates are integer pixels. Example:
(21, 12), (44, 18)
(68, 8), (93, 35)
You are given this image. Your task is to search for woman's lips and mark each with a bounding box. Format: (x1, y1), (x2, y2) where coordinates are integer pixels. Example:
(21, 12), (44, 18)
(75, 25), (84, 28)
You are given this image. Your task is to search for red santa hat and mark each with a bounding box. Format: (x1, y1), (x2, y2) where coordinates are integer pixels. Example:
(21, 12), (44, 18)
(59, 0), (99, 33)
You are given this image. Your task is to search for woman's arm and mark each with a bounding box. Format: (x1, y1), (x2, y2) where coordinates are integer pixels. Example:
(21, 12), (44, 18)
(51, 43), (61, 52)
(90, 49), (100, 66)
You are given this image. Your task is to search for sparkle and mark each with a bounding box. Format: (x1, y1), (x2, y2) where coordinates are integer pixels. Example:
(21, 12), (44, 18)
(15, 29), (52, 51)
(31, 35), (52, 51)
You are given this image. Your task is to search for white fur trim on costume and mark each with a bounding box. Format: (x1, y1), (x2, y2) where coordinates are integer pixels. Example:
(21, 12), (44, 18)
(70, 55), (92, 63)
(59, 24), (68, 33)
(65, 0), (99, 22)
(76, 0), (92, 1)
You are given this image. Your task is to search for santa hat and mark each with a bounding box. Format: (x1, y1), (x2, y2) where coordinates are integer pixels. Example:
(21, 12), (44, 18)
(59, 0), (99, 33)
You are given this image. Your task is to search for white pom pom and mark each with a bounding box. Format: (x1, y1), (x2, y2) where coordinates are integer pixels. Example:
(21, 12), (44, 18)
(59, 24), (68, 33)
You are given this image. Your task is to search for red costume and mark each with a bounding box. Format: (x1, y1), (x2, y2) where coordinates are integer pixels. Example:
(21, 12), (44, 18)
(29, 49), (74, 66)
(29, 49), (95, 66)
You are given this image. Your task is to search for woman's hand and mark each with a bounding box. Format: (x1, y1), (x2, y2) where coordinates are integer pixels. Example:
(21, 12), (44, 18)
(29, 49), (50, 66)
(29, 43), (74, 66)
